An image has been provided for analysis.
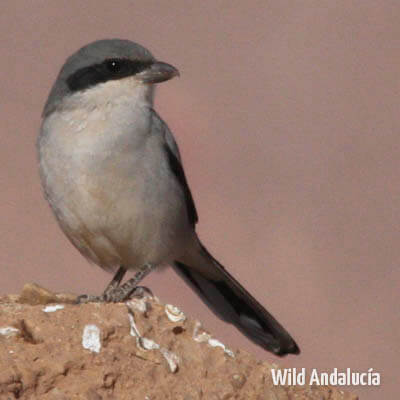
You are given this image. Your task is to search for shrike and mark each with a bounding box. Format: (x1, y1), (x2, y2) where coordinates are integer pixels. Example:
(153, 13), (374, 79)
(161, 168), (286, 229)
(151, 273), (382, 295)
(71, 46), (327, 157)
(38, 39), (299, 356)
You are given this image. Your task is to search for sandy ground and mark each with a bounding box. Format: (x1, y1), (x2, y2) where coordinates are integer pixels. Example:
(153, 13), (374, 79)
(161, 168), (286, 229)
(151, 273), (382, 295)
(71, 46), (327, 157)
(0, 284), (357, 399)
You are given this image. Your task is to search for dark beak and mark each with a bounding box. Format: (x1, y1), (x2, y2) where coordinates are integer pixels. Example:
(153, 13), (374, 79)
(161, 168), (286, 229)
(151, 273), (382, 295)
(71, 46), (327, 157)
(136, 61), (180, 84)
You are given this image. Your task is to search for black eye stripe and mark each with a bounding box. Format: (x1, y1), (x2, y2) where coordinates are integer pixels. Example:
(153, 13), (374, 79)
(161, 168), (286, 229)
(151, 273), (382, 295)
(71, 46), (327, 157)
(66, 59), (153, 92)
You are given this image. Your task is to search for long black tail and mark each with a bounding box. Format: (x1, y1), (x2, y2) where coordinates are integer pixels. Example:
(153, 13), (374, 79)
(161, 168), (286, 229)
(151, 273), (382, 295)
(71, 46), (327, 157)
(173, 243), (300, 356)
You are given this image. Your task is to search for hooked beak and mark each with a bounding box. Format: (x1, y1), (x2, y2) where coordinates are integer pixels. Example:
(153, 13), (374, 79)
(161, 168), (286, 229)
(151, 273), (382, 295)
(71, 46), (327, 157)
(136, 61), (180, 84)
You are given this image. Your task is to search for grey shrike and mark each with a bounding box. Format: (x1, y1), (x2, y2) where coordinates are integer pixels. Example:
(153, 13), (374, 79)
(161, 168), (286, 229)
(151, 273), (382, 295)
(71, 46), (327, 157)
(37, 39), (299, 356)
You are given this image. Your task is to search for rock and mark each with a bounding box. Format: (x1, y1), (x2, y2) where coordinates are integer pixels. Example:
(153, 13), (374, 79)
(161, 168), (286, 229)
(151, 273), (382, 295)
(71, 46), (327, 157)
(17, 282), (77, 305)
(0, 284), (358, 400)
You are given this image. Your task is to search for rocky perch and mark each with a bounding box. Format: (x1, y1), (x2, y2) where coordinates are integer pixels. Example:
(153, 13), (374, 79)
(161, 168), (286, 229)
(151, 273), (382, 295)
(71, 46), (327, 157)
(0, 283), (357, 400)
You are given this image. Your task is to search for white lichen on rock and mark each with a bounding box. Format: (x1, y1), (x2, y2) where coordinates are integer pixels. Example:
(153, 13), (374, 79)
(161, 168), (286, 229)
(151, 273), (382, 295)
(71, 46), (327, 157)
(126, 298), (148, 314)
(193, 321), (234, 357)
(0, 326), (19, 337)
(42, 304), (65, 313)
(139, 337), (160, 351)
(165, 304), (186, 323)
(127, 310), (141, 340)
(160, 348), (180, 373)
(126, 303), (180, 373)
(192, 320), (211, 343)
(82, 324), (101, 353)
(208, 338), (235, 358)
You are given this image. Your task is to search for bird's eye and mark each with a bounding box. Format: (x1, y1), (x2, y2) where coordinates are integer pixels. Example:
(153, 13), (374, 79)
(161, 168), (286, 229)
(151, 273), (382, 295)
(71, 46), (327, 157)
(105, 59), (122, 73)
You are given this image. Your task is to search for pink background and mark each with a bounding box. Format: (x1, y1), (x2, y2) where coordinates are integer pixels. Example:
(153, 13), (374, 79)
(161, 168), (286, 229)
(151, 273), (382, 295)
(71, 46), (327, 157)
(1, 2), (399, 399)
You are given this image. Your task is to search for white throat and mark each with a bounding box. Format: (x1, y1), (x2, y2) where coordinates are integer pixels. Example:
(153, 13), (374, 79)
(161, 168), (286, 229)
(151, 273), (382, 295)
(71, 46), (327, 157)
(61, 76), (154, 114)
(39, 77), (156, 180)
(43, 77), (155, 146)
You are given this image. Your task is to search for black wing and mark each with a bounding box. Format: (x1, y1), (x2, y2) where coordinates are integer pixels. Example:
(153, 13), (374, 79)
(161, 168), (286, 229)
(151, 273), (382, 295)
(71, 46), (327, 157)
(164, 143), (198, 227)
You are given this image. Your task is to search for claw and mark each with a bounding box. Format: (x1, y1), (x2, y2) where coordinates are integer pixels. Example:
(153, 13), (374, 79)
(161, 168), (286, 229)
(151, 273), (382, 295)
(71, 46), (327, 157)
(76, 294), (104, 304)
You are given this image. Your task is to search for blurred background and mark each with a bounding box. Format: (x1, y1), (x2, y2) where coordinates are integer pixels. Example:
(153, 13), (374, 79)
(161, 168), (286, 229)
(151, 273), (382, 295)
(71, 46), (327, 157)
(1, 1), (399, 398)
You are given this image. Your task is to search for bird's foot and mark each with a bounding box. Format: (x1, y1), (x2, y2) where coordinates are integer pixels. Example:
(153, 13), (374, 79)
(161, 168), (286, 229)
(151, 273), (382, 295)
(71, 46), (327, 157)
(76, 285), (153, 304)
(76, 263), (156, 304)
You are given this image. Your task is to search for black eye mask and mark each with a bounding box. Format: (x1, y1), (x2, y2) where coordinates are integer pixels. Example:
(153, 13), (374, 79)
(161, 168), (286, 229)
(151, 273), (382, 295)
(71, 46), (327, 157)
(66, 58), (153, 92)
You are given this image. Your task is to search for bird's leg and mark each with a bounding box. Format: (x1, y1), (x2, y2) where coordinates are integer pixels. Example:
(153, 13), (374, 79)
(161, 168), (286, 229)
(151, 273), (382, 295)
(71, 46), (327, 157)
(76, 264), (155, 304)
(104, 263), (155, 302)
(102, 265), (126, 297)
(76, 265), (126, 304)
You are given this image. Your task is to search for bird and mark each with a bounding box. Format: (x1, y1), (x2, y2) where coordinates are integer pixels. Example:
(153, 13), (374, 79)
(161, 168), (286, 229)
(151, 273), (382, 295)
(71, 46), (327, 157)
(37, 39), (300, 356)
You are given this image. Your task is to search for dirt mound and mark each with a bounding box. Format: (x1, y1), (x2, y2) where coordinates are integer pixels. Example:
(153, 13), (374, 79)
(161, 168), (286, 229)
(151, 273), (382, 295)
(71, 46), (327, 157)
(0, 283), (357, 399)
